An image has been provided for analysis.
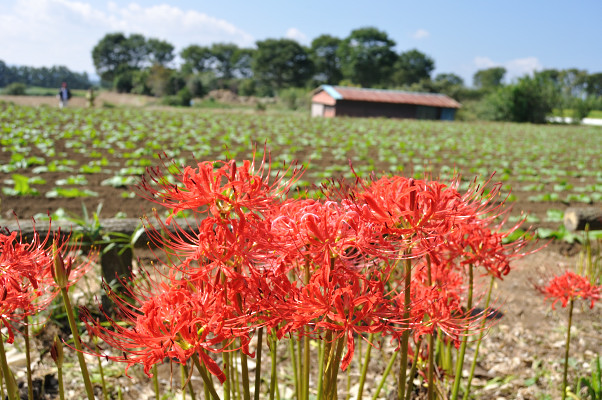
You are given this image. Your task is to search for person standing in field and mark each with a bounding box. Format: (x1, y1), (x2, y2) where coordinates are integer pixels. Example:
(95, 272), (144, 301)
(57, 82), (71, 108)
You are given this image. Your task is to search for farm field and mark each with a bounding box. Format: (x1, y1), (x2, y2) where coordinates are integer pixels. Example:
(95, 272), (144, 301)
(0, 100), (601, 400)
(1, 101), (601, 231)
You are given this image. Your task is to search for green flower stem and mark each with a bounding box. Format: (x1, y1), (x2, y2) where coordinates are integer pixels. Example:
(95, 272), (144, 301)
(426, 254), (434, 400)
(451, 264), (474, 400)
(24, 321), (34, 400)
(316, 337), (325, 400)
(398, 257), (413, 400)
(345, 362), (352, 400)
(181, 363), (188, 400)
(269, 332), (278, 400)
(254, 328), (264, 400)
(183, 362), (197, 400)
(57, 365), (65, 400)
(0, 364), (5, 400)
(223, 350), (231, 400)
(193, 353), (221, 400)
(562, 298), (574, 400)
(404, 337), (424, 400)
(288, 336), (299, 400)
(152, 364), (160, 400)
(96, 346), (108, 400)
(371, 350), (398, 400)
(232, 353), (240, 400)
(302, 258), (311, 400)
(0, 337), (18, 400)
(356, 333), (374, 400)
(60, 287), (95, 400)
(463, 276), (495, 400)
(326, 335), (346, 400)
(240, 345), (251, 400)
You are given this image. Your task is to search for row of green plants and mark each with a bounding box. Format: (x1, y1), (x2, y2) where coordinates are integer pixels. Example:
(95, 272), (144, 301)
(1, 103), (601, 212)
(1, 155), (600, 399)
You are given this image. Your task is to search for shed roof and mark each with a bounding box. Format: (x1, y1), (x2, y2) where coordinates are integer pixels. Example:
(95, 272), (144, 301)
(313, 85), (461, 109)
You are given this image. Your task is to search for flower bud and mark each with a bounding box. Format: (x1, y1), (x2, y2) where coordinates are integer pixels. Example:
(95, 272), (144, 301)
(52, 241), (69, 289)
(50, 335), (64, 367)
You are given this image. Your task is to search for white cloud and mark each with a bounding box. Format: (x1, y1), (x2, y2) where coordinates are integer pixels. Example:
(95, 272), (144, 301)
(0, 0), (255, 74)
(285, 28), (308, 44)
(412, 29), (430, 40)
(473, 56), (543, 82)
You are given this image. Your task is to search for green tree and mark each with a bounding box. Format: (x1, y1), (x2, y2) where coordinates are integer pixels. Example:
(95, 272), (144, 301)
(586, 72), (602, 97)
(483, 72), (559, 123)
(210, 43), (240, 80)
(146, 38), (175, 66)
(392, 49), (435, 86)
(252, 38), (313, 93)
(180, 45), (214, 74)
(92, 33), (137, 84)
(473, 67), (506, 89)
(310, 34), (343, 85)
(337, 27), (397, 87)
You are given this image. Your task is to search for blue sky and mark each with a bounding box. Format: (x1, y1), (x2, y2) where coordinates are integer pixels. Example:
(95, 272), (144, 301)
(1, 0), (600, 86)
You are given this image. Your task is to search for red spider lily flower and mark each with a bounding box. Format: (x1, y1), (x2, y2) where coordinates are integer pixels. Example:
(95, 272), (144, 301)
(0, 222), (94, 342)
(271, 199), (394, 269)
(538, 271), (601, 310)
(81, 276), (253, 381)
(279, 267), (391, 371)
(137, 154), (303, 223)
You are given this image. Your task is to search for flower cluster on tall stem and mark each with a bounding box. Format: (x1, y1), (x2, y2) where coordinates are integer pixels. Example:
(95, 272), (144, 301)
(81, 154), (532, 399)
(537, 271), (601, 400)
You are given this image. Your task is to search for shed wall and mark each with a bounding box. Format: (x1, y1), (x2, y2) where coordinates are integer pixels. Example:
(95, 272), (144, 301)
(335, 101), (417, 119)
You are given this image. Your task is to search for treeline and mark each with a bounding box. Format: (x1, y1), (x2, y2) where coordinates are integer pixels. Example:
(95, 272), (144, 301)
(90, 28), (452, 104)
(0, 60), (92, 89)
(90, 28), (602, 122)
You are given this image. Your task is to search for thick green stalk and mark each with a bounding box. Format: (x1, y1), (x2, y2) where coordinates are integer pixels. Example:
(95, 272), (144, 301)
(426, 254), (434, 400)
(326, 336), (346, 400)
(561, 299), (574, 400)
(24, 322), (34, 400)
(193, 353), (221, 400)
(152, 364), (160, 400)
(269, 333), (278, 400)
(182, 364), (188, 400)
(398, 257), (413, 400)
(57, 365), (65, 400)
(0, 337), (18, 400)
(232, 354), (240, 400)
(223, 350), (231, 400)
(302, 259), (311, 400)
(60, 287), (95, 400)
(404, 338), (424, 400)
(463, 276), (495, 400)
(240, 345), (251, 400)
(0, 363), (5, 400)
(316, 338), (325, 400)
(288, 337), (300, 400)
(427, 333), (435, 400)
(356, 333), (374, 400)
(184, 363), (197, 400)
(254, 328), (264, 400)
(451, 265), (474, 400)
(371, 351), (399, 400)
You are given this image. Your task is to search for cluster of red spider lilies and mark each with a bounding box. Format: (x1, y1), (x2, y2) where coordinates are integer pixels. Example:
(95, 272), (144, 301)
(1, 154), (599, 400)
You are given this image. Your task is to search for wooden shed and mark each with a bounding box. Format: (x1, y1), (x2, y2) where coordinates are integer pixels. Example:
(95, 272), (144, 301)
(311, 85), (461, 120)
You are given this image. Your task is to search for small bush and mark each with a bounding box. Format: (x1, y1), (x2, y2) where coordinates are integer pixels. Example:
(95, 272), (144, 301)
(162, 87), (192, 107)
(4, 82), (27, 95)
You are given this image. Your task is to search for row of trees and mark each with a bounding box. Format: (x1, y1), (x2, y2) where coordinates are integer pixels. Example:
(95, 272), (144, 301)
(89, 28), (602, 122)
(467, 67), (602, 123)
(0, 60), (92, 89)
(91, 28), (442, 99)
